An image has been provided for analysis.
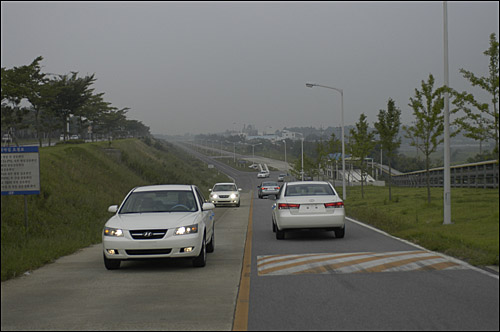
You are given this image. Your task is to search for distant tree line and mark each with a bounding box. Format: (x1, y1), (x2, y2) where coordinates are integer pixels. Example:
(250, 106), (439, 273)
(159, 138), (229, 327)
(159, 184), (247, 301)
(1, 56), (151, 146)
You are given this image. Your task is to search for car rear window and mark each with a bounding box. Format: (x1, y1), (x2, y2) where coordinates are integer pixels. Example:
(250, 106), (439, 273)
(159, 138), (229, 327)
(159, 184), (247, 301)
(284, 184), (335, 196)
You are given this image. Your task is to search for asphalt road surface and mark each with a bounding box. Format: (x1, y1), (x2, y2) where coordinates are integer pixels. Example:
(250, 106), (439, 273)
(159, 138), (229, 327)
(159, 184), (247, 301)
(1, 141), (498, 331)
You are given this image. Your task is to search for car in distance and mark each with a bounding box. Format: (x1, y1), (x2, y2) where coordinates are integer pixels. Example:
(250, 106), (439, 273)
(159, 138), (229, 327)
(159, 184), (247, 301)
(278, 174), (286, 182)
(209, 183), (242, 207)
(258, 181), (280, 199)
(257, 171), (270, 178)
(2, 134), (12, 143)
(271, 181), (345, 240)
(102, 184), (215, 269)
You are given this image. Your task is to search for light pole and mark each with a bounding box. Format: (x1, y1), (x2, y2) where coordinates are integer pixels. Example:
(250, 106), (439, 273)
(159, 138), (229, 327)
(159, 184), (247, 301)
(443, 1), (452, 225)
(251, 143), (262, 164)
(306, 82), (346, 199)
(282, 140), (288, 175)
(301, 136), (304, 181)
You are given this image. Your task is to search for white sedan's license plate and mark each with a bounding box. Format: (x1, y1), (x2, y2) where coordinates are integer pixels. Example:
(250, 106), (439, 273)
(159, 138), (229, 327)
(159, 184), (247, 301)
(299, 204), (324, 213)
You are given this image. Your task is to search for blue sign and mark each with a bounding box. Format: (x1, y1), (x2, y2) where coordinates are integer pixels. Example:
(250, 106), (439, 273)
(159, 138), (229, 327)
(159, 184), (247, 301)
(1, 146), (40, 195)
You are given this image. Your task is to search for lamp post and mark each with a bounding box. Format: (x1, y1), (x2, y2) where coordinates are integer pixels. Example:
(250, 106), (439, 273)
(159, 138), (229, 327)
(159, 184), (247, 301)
(443, 1), (452, 225)
(306, 82), (346, 199)
(251, 143), (262, 164)
(301, 136), (304, 181)
(282, 140), (288, 175)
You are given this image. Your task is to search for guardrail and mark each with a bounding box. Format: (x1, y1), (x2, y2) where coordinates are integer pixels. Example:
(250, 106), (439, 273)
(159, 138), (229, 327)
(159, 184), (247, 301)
(391, 160), (499, 189)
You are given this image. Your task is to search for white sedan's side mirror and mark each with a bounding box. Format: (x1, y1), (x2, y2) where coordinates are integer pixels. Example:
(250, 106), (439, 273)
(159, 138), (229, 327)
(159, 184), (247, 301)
(202, 202), (215, 210)
(238, 188), (242, 191)
(108, 205), (118, 213)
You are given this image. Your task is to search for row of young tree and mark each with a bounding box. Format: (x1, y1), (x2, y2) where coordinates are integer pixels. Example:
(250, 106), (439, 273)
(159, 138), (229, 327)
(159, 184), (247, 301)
(1, 56), (151, 146)
(294, 33), (498, 203)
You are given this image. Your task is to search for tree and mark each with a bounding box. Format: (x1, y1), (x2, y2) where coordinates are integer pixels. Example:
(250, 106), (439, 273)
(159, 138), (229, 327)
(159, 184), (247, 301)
(1, 62), (36, 143)
(349, 113), (376, 198)
(48, 72), (96, 139)
(374, 98), (401, 201)
(453, 33), (499, 155)
(403, 74), (445, 204)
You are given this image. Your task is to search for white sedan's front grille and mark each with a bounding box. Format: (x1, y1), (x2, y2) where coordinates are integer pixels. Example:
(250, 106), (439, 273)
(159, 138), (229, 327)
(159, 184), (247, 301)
(129, 229), (168, 240)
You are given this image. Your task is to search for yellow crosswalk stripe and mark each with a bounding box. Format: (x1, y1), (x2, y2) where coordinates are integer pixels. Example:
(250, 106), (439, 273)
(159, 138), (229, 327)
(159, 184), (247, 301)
(257, 250), (467, 276)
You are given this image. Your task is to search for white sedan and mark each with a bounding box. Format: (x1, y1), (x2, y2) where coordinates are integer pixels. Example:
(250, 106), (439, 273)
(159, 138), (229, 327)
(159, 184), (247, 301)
(257, 171), (270, 178)
(102, 184), (215, 269)
(209, 182), (242, 207)
(271, 181), (345, 240)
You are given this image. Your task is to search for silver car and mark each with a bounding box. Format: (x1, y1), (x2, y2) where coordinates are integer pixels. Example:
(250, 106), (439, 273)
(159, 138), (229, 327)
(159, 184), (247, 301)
(258, 181), (280, 199)
(272, 181), (345, 240)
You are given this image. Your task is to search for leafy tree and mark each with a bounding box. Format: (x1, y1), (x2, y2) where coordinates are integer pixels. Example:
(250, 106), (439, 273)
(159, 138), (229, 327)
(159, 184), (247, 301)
(374, 98), (401, 201)
(453, 33), (499, 155)
(47, 72), (96, 139)
(349, 113), (376, 198)
(1, 62), (36, 143)
(403, 74), (445, 204)
(16, 56), (50, 147)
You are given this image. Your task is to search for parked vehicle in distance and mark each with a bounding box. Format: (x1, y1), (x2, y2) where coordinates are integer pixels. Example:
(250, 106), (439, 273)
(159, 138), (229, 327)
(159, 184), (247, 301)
(70, 134), (80, 140)
(257, 171), (270, 178)
(209, 182), (242, 207)
(278, 174), (286, 182)
(258, 181), (280, 199)
(272, 181), (345, 240)
(102, 184), (215, 269)
(2, 134), (12, 143)
(249, 164), (259, 169)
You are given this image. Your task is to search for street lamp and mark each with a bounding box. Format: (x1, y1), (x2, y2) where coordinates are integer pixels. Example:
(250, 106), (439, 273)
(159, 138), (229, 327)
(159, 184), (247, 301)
(282, 140), (288, 175)
(306, 82), (346, 200)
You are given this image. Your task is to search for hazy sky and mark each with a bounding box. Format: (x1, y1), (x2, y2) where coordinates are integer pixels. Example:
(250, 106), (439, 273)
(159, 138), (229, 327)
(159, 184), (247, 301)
(1, 1), (499, 136)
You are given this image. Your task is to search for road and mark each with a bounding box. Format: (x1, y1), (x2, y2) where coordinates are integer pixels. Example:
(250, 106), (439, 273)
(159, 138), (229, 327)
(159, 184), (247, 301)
(1, 141), (498, 331)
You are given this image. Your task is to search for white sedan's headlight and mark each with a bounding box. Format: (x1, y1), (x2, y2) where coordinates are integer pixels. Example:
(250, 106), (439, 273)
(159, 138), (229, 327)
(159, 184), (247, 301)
(230, 193), (237, 199)
(211, 193), (218, 199)
(175, 224), (198, 235)
(104, 227), (124, 237)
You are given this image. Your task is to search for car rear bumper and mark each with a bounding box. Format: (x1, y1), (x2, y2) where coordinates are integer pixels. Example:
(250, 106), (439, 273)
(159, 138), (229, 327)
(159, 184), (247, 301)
(275, 211), (345, 230)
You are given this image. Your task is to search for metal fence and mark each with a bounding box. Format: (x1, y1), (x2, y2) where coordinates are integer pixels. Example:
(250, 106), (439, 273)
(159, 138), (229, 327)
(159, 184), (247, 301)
(391, 160), (499, 189)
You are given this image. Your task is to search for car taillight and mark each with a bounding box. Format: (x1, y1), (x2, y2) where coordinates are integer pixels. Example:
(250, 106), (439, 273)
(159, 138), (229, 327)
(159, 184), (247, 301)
(324, 202), (344, 208)
(278, 203), (300, 209)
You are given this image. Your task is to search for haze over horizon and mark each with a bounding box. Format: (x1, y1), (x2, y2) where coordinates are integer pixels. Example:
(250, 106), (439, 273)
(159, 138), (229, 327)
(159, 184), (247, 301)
(2, 1), (498, 136)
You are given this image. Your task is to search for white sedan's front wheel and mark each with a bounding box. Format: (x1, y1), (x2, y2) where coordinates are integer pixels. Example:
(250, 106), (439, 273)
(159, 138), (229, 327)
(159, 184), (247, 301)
(103, 254), (121, 270)
(193, 236), (207, 267)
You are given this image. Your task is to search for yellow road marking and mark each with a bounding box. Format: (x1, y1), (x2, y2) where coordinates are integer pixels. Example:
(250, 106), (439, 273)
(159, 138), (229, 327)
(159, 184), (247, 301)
(232, 192), (253, 331)
(258, 250), (467, 276)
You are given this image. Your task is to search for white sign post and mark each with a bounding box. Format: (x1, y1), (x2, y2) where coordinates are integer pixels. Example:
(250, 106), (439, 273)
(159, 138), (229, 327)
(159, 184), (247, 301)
(1, 146), (41, 234)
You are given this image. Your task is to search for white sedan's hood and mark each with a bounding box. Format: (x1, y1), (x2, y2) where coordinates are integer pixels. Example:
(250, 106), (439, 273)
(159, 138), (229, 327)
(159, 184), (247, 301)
(213, 191), (237, 196)
(106, 212), (198, 230)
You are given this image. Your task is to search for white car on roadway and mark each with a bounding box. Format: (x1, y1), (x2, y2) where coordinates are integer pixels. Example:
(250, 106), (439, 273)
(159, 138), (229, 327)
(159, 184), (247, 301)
(102, 184), (215, 269)
(209, 183), (242, 207)
(257, 171), (270, 178)
(272, 181), (345, 240)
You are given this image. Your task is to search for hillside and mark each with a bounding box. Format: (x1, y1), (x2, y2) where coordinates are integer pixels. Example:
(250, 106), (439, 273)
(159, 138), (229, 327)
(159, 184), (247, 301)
(1, 138), (231, 281)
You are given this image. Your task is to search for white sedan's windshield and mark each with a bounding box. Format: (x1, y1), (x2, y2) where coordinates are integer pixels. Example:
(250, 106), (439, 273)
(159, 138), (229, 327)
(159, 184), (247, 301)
(285, 184), (335, 196)
(213, 184), (237, 191)
(120, 191), (198, 213)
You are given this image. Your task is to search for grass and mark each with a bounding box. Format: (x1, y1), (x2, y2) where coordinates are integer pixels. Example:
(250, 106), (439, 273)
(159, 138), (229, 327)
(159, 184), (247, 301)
(1, 138), (231, 281)
(344, 185), (499, 267)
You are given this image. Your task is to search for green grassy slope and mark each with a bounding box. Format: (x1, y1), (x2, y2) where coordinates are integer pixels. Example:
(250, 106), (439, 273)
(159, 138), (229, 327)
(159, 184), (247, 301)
(1, 138), (230, 281)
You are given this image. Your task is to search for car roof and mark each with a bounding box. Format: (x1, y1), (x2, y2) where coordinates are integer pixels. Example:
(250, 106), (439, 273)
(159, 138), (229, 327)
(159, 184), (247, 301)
(213, 183), (236, 186)
(286, 181), (331, 186)
(132, 184), (194, 192)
